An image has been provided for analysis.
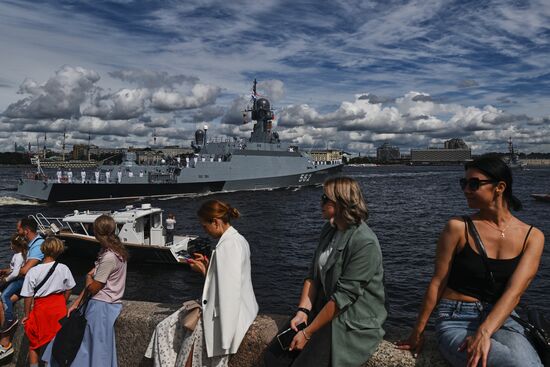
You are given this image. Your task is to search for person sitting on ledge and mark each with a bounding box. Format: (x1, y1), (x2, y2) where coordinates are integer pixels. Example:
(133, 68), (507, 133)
(397, 154), (545, 367)
(265, 176), (387, 367)
(146, 199), (258, 367)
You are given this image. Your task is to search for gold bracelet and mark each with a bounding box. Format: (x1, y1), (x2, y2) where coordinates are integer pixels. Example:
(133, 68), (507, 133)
(301, 329), (310, 340)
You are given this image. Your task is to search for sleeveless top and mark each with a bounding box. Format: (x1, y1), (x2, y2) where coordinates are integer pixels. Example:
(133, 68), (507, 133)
(446, 218), (533, 303)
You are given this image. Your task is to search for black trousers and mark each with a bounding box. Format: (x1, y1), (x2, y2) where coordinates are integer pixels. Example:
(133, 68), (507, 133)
(263, 318), (331, 367)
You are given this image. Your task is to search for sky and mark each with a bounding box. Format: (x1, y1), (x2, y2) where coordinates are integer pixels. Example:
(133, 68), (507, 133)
(1, 0), (550, 155)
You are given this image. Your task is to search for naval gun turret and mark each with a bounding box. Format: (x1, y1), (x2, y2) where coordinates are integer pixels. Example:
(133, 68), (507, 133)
(191, 125), (208, 153)
(246, 79), (280, 144)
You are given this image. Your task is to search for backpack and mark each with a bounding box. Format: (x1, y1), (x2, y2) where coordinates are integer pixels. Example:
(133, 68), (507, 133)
(51, 293), (91, 367)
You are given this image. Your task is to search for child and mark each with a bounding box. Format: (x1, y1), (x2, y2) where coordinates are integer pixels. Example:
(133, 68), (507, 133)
(0, 234), (28, 332)
(20, 237), (75, 367)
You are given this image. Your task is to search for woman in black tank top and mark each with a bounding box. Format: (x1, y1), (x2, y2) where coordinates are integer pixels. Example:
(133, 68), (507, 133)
(397, 155), (545, 367)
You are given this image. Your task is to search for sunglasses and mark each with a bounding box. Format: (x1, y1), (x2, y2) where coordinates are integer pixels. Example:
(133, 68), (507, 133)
(321, 193), (332, 205)
(459, 178), (498, 191)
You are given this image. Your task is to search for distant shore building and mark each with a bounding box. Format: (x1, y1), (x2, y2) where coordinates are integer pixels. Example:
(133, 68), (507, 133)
(411, 138), (471, 164)
(376, 142), (401, 162)
(88, 147), (126, 156)
(310, 149), (343, 164)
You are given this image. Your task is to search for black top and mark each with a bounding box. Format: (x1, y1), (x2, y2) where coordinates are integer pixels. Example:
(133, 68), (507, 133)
(447, 218), (533, 303)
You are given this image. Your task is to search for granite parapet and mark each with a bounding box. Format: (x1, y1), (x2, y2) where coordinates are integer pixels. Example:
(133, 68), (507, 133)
(4, 300), (449, 367)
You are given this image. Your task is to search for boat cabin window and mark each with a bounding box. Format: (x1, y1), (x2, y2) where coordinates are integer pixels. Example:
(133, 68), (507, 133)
(116, 223), (123, 235)
(152, 213), (161, 228)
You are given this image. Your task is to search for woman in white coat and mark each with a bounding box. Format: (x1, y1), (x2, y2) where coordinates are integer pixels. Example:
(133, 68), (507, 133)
(146, 200), (259, 367)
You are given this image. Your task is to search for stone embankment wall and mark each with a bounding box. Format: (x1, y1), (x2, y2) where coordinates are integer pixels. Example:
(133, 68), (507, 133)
(7, 300), (449, 367)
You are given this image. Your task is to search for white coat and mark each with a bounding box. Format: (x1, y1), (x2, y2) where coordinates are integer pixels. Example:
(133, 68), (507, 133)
(201, 226), (259, 357)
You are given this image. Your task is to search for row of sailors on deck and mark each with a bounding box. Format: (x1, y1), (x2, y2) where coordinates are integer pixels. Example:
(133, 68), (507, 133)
(56, 170), (128, 184)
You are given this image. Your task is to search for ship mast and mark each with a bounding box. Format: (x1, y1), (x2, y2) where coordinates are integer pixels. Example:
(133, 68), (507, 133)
(87, 131), (91, 161)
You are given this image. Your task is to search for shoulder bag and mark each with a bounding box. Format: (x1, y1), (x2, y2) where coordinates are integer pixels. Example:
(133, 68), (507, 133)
(34, 261), (58, 295)
(51, 292), (91, 367)
(463, 216), (550, 366)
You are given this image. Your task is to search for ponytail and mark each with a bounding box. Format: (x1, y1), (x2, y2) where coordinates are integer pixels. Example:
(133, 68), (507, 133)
(198, 200), (240, 223)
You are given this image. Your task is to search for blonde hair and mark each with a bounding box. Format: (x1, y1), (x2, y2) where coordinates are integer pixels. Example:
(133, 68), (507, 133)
(197, 200), (240, 223)
(94, 215), (129, 261)
(324, 176), (368, 225)
(41, 237), (65, 259)
(10, 233), (28, 260)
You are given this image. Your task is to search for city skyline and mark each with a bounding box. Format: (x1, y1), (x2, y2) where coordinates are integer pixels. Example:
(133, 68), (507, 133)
(1, 0), (550, 154)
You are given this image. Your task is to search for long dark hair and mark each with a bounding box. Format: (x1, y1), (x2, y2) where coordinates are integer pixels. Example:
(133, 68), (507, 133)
(93, 215), (129, 261)
(465, 154), (522, 211)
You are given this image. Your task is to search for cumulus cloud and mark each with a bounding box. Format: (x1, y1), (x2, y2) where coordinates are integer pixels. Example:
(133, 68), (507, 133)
(3, 66), (100, 120)
(151, 84), (221, 111)
(83, 88), (150, 120)
(221, 95), (250, 125)
(257, 79), (285, 102)
(357, 94), (394, 104)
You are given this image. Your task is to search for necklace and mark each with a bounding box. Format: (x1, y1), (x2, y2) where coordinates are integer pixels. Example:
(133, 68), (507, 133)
(483, 219), (513, 238)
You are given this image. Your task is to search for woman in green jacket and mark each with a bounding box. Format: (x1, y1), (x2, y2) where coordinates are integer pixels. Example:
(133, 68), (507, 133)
(268, 176), (387, 367)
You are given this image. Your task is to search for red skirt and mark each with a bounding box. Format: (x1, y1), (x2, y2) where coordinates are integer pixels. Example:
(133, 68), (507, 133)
(24, 293), (67, 350)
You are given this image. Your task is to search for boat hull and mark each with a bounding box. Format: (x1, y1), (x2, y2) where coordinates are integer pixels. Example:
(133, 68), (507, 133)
(17, 165), (342, 202)
(57, 233), (182, 264)
(531, 194), (550, 202)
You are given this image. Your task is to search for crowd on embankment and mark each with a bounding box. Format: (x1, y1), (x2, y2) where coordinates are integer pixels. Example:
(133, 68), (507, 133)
(0, 154), (546, 367)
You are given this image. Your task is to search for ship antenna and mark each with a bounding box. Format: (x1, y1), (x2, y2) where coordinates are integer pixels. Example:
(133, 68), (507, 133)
(87, 131), (91, 161)
(253, 78), (257, 109)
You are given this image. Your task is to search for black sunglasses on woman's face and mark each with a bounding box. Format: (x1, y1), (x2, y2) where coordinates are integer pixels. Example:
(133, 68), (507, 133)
(321, 193), (331, 205)
(459, 177), (497, 191)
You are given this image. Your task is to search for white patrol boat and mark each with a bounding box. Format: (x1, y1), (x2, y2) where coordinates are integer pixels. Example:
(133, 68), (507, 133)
(31, 204), (202, 264)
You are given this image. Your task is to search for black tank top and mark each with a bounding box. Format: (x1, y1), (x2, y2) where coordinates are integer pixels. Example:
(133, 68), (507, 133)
(446, 218), (533, 303)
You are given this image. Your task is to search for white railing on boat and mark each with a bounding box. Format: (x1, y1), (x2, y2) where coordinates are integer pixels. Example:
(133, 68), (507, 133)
(30, 214), (83, 236)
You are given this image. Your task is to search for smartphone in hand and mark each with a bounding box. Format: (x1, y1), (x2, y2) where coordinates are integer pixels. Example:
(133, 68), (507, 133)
(277, 322), (307, 350)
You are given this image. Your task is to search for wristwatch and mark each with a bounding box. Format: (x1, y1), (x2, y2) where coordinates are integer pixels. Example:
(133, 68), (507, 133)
(297, 307), (311, 316)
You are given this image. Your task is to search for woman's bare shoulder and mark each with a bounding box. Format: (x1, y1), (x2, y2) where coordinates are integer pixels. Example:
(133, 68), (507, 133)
(445, 216), (467, 234)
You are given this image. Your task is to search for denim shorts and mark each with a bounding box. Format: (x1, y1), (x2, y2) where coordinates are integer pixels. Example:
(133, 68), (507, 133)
(434, 299), (542, 367)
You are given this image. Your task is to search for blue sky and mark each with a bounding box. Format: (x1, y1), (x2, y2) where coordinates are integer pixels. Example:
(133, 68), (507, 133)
(1, 0), (549, 154)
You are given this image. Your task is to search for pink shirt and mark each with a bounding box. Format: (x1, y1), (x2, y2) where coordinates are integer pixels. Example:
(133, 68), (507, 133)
(92, 250), (127, 304)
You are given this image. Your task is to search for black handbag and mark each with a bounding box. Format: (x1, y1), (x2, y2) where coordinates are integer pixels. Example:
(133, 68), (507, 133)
(464, 216), (550, 366)
(51, 293), (91, 367)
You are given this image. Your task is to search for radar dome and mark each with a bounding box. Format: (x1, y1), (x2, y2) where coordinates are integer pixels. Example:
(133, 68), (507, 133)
(256, 98), (270, 111)
(195, 129), (205, 145)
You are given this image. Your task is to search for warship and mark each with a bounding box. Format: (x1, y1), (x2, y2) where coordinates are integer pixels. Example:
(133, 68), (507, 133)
(505, 137), (526, 169)
(17, 80), (343, 202)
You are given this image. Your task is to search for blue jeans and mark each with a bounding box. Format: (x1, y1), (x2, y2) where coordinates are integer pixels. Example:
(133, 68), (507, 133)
(1, 278), (24, 322)
(435, 299), (542, 367)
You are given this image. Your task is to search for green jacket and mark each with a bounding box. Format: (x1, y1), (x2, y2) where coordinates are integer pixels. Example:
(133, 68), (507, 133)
(307, 221), (387, 367)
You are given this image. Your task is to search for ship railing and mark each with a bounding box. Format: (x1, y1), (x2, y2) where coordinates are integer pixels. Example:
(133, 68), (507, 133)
(23, 171), (49, 181)
(30, 214), (68, 236)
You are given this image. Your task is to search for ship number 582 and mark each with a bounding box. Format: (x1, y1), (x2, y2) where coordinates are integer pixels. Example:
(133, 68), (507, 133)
(299, 174), (312, 183)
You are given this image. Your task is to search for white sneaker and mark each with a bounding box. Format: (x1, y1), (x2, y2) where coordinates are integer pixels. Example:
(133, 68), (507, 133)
(0, 343), (13, 360)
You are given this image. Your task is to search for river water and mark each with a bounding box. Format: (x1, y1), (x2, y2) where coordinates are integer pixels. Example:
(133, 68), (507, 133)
(0, 165), (548, 330)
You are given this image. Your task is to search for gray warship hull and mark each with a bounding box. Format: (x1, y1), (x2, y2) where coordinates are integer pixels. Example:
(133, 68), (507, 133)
(17, 157), (342, 202)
